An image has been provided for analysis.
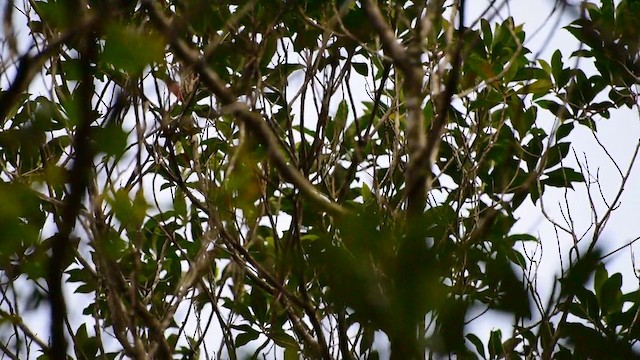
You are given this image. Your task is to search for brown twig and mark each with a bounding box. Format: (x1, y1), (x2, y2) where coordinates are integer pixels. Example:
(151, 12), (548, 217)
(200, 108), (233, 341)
(141, 0), (346, 217)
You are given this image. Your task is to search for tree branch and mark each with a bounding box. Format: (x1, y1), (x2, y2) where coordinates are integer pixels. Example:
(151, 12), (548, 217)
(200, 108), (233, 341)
(0, 17), (95, 122)
(142, 0), (346, 217)
(362, 0), (428, 214)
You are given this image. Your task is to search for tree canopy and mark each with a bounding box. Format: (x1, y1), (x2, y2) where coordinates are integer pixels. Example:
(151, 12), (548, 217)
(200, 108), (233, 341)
(1, 0), (640, 359)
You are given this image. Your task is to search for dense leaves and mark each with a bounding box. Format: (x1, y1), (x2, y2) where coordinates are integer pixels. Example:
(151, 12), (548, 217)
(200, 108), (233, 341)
(0, 0), (639, 359)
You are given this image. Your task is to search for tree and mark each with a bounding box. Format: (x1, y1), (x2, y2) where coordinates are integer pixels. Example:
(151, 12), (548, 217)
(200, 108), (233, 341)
(1, 0), (639, 358)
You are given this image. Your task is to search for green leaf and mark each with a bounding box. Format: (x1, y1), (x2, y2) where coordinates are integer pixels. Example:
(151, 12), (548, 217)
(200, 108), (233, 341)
(173, 188), (187, 219)
(270, 331), (298, 350)
(266, 63), (304, 88)
(519, 79), (553, 98)
(466, 54), (496, 80)
(327, 100), (349, 142)
(436, 298), (468, 353)
(594, 263), (609, 297)
(555, 122), (575, 141)
(508, 234), (538, 242)
(560, 322), (609, 358)
(235, 328), (260, 348)
(551, 50), (564, 83)
(560, 249), (601, 297)
(284, 346), (299, 360)
(108, 188), (148, 230)
(543, 167), (585, 188)
(512, 67), (549, 82)
(0, 183), (43, 261)
(538, 59), (552, 77)
(360, 182), (374, 203)
(573, 287), (600, 321)
(508, 94), (532, 138)
(34, 0), (72, 29)
(250, 288), (268, 324)
(508, 249), (527, 269)
(488, 330), (503, 359)
(570, 49), (593, 58)
(599, 273), (623, 314)
(484, 253), (531, 318)
(74, 323), (99, 358)
(102, 23), (165, 76)
(480, 19), (493, 50)
(545, 142), (570, 169)
(92, 124), (128, 158)
(353, 62), (369, 76)
(58, 58), (85, 81)
(466, 333), (486, 359)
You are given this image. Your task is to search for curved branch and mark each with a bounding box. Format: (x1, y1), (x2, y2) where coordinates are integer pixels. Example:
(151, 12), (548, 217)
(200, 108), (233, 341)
(362, 0), (428, 214)
(0, 309), (51, 354)
(142, 0), (346, 217)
